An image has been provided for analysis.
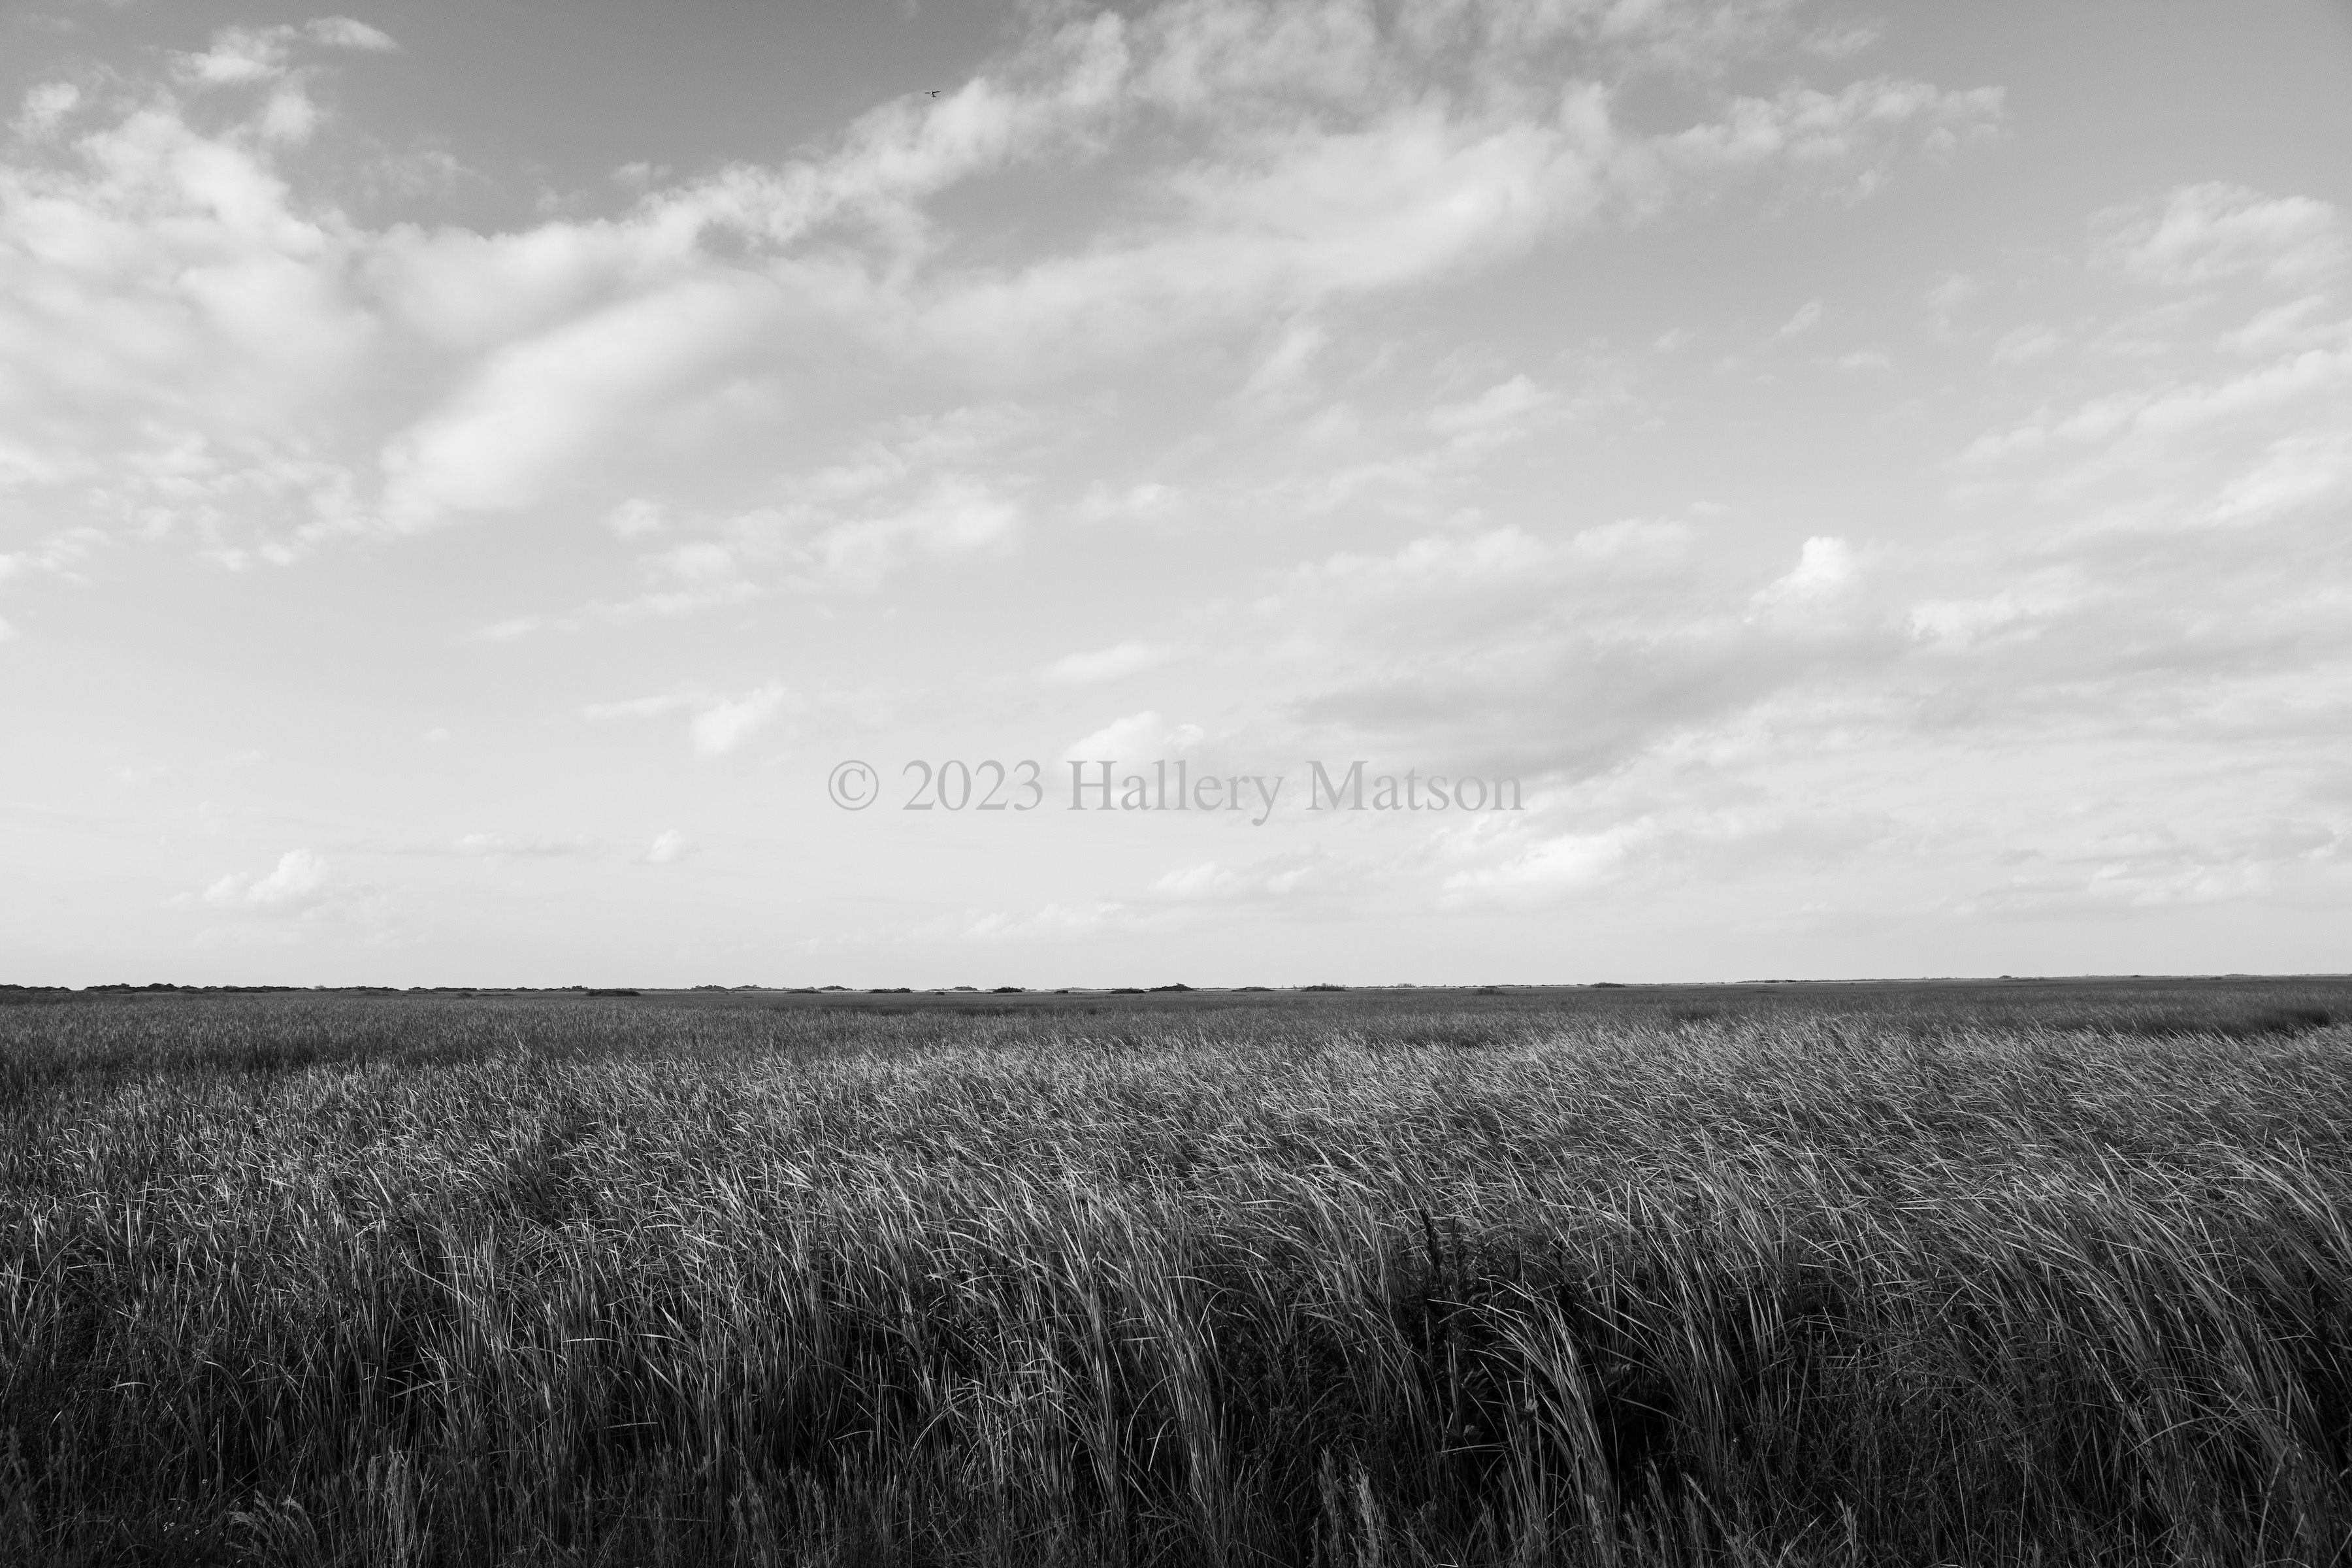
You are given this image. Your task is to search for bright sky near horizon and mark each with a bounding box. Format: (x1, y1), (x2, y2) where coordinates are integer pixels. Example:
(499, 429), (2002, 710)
(3, 0), (2349, 988)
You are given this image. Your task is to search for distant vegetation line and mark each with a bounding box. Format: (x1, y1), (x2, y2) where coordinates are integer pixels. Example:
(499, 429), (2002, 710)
(12, 973), (2336, 998)
(1, 981), (2349, 1566)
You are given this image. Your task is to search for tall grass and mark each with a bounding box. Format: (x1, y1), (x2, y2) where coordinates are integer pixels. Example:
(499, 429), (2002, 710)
(1, 985), (2348, 1565)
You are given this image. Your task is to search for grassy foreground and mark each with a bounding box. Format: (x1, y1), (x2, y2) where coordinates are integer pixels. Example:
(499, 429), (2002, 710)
(2, 981), (2349, 1567)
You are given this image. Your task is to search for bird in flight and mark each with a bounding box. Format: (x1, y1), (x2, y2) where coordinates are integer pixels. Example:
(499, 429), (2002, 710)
(926, 89), (941, 98)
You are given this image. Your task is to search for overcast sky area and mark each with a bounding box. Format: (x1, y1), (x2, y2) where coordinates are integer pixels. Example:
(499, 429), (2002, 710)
(3, 0), (2349, 987)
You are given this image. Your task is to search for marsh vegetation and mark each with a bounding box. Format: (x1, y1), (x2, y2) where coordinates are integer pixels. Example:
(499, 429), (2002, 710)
(2, 980), (2347, 1565)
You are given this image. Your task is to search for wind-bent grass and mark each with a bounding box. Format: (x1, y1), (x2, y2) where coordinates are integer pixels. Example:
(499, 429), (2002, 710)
(1, 984), (2348, 1566)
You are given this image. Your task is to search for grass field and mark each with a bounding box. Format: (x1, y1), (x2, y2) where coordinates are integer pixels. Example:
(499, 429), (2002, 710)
(3, 978), (2349, 1567)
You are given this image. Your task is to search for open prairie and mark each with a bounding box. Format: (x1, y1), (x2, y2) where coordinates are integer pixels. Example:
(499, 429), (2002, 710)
(3, 979), (2350, 1566)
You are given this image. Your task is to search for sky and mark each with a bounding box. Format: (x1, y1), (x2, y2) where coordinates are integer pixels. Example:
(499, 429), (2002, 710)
(3, 0), (2349, 988)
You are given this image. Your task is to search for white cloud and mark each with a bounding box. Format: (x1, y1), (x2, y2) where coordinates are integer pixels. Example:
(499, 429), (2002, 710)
(173, 28), (299, 87)
(1440, 823), (1653, 907)
(1147, 849), (1324, 904)
(1062, 710), (1205, 762)
(1282, 524), (1548, 600)
(2097, 184), (2349, 289)
(195, 848), (371, 922)
(581, 684), (796, 756)
(607, 498), (667, 537)
(1658, 78), (2004, 199)
(1957, 816), (2345, 919)
(0, 0), (2010, 584)
(804, 476), (1021, 583)
(2207, 432), (2352, 527)
(958, 901), (1141, 943)
(645, 830), (693, 864)
(1075, 482), (1183, 525)
(1569, 517), (1692, 561)
(304, 18), (399, 53)
(13, 84), (79, 142)
(379, 276), (783, 528)
(2217, 295), (2339, 357)
(1905, 578), (2082, 651)
(1242, 317), (1328, 399)
(204, 848), (332, 907)
(1425, 374), (1556, 446)
(453, 832), (587, 858)
(1041, 640), (1175, 684)
(1774, 298), (1823, 338)
(647, 541), (737, 584)
(1753, 536), (1860, 604)
(581, 693), (703, 721)
(1990, 324), (2059, 366)
(690, 684), (790, 758)
(168, 20), (397, 92)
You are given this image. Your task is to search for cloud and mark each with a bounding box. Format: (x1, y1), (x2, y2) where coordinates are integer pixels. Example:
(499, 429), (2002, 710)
(958, 901), (1149, 944)
(453, 833), (589, 858)
(1062, 710), (1205, 762)
(379, 276), (785, 528)
(645, 830), (693, 864)
(173, 28), (303, 87)
(2096, 184), (2349, 289)
(1656, 78), (2004, 199)
(1440, 823), (1655, 907)
(1242, 317), (1328, 399)
(1275, 523), (1548, 602)
(1989, 324), (2059, 366)
(1260, 516), (1904, 790)
(1878, 186), (2352, 783)
(1041, 640), (1176, 685)
(193, 847), (378, 924)
(1774, 298), (1823, 338)
(1955, 816), (2345, 920)
(1424, 374), (1558, 449)
(1145, 847), (1334, 905)
(690, 684), (790, 758)
(13, 84), (79, 142)
(2206, 432), (2352, 527)
(0, 0), (2005, 581)
(581, 683), (797, 756)
(645, 541), (738, 584)
(607, 498), (668, 537)
(802, 476), (1021, 583)
(204, 848), (332, 907)
(1752, 535), (1860, 605)
(582, 693), (702, 721)
(304, 18), (399, 53)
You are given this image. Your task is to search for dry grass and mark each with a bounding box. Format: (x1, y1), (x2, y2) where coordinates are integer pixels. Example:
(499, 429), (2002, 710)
(1, 981), (2348, 1566)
